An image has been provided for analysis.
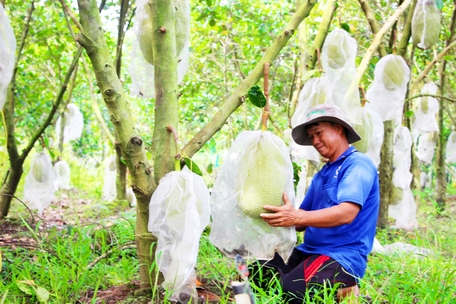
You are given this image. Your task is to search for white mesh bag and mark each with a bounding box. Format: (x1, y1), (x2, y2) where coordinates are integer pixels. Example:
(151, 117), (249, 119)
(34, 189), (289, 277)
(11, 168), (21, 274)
(320, 28), (360, 120)
(416, 132), (437, 165)
(148, 167), (210, 303)
(411, 82), (439, 141)
(208, 130), (296, 263)
(128, 0), (190, 98)
(102, 156), (117, 202)
(352, 107), (384, 168)
(56, 104), (84, 143)
(392, 126), (413, 190)
(54, 160), (71, 190)
(0, 3), (16, 111)
(446, 131), (456, 163)
(23, 150), (57, 214)
(389, 188), (418, 230)
(365, 55), (410, 122)
(412, 0), (441, 50)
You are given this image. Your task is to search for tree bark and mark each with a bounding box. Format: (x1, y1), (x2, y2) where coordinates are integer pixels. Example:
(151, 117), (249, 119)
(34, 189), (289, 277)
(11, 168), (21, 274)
(76, 0), (156, 291)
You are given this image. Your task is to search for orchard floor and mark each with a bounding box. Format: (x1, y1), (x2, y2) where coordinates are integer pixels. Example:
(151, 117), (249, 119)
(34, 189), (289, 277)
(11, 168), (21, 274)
(1, 189), (456, 303)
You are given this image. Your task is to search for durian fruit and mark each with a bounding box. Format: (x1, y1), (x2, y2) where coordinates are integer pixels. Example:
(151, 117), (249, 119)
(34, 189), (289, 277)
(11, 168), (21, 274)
(327, 44), (347, 69)
(353, 111), (373, 153)
(32, 154), (50, 183)
(382, 56), (405, 90)
(138, 0), (189, 65)
(238, 134), (288, 219)
(412, 0), (441, 50)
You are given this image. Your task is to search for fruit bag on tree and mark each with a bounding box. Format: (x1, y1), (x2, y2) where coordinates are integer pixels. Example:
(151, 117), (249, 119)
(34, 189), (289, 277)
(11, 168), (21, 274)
(55, 104), (84, 143)
(128, 0), (190, 98)
(148, 168), (210, 303)
(290, 78), (332, 166)
(208, 130), (296, 263)
(23, 150), (57, 215)
(54, 159), (71, 190)
(416, 132), (438, 165)
(352, 107), (384, 168)
(102, 156), (117, 202)
(446, 131), (456, 163)
(320, 28), (360, 119)
(412, 0), (441, 50)
(392, 126), (413, 190)
(389, 188), (418, 230)
(0, 3), (16, 111)
(411, 82), (439, 141)
(365, 55), (410, 122)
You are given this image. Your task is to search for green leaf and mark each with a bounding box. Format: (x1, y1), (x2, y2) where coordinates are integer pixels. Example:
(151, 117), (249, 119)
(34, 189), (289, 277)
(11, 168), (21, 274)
(405, 110), (414, 118)
(340, 23), (351, 33)
(183, 157), (203, 176)
(35, 286), (50, 303)
(247, 85), (266, 108)
(17, 280), (35, 295)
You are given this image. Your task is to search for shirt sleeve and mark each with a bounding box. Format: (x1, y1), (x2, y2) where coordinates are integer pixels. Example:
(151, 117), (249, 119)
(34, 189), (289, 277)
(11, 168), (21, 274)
(337, 157), (376, 208)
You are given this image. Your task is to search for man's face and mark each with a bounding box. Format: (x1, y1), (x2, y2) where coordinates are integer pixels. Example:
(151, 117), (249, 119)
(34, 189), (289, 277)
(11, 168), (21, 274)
(306, 122), (344, 160)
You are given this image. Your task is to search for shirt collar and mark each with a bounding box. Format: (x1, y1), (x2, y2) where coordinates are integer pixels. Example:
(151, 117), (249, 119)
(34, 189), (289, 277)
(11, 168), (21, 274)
(327, 146), (358, 165)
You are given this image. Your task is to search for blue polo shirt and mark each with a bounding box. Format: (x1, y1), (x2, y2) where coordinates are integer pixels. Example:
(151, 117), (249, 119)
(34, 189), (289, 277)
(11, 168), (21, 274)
(296, 146), (380, 281)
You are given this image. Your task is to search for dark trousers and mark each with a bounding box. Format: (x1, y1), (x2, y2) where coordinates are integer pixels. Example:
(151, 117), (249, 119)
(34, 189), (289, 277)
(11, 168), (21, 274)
(249, 249), (357, 303)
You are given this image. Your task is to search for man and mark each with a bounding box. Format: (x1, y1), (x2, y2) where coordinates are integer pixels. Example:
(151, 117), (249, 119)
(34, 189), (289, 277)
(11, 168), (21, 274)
(259, 103), (380, 303)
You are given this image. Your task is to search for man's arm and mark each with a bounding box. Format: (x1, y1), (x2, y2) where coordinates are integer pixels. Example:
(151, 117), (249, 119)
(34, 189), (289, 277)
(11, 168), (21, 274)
(261, 193), (360, 228)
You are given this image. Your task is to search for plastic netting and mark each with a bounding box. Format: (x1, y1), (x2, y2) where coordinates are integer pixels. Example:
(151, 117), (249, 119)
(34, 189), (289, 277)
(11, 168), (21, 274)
(365, 55), (410, 122)
(446, 131), (456, 163)
(126, 187), (137, 207)
(320, 28), (361, 122)
(411, 82), (439, 141)
(412, 0), (441, 50)
(55, 104), (84, 143)
(148, 168), (210, 303)
(208, 130), (296, 263)
(392, 126), (413, 190)
(54, 160), (71, 190)
(389, 188), (418, 230)
(128, 0), (190, 98)
(23, 151), (57, 215)
(416, 132), (438, 165)
(102, 156), (117, 202)
(0, 4), (16, 111)
(352, 107), (384, 168)
(389, 126), (418, 230)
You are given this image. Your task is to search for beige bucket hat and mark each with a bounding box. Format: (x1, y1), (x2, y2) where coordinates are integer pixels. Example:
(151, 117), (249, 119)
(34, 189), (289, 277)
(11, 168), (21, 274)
(292, 104), (361, 146)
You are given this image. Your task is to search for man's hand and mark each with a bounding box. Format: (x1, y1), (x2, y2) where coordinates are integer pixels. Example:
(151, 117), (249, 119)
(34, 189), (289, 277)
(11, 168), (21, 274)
(260, 193), (304, 227)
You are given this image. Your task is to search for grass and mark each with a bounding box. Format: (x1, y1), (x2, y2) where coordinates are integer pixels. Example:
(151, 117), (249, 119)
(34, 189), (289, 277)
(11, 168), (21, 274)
(1, 180), (456, 303)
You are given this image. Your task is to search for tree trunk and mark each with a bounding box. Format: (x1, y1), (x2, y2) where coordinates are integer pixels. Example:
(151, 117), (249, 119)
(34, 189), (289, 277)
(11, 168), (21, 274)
(115, 141), (127, 201)
(76, 0), (157, 291)
(377, 120), (394, 227)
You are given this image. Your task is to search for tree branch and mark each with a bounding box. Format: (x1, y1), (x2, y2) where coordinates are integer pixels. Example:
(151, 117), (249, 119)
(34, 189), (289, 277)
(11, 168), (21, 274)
(181, 0), (318, 158)
(405, 93), (456, 103)
(358, 0), (388, 57)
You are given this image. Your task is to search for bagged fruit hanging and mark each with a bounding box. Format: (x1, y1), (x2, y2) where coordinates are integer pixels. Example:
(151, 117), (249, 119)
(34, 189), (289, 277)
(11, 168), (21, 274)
(208, 130), (296, 263)
(54, 159), (71, 190)
(412, 0), (441, 50)
(0, 3), (16, 111)
(365, 54), (410, 122)
(446, 131), (456, 163)
(23, 150), (57, 215)
(128, 0), (190, 98)
(148, 167), (210, 303)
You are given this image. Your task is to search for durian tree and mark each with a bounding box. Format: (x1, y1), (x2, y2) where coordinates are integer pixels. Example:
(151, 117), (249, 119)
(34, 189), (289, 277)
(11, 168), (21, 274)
(75, 0), (317, 292)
